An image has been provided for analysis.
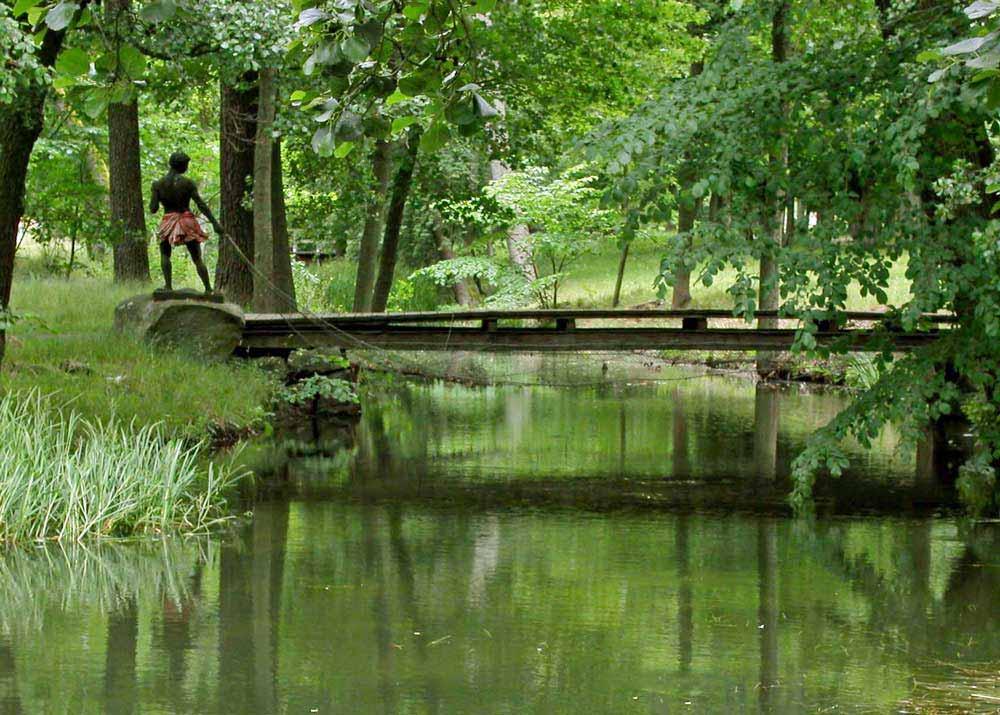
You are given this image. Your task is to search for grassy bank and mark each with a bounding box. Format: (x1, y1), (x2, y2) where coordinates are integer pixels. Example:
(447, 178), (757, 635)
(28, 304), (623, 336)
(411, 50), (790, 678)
(2, 273), (276, 438)
(0, 393), (244, 543)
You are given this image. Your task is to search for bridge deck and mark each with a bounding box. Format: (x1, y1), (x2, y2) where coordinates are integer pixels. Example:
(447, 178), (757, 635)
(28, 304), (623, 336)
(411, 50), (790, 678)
(240, 309), (952, 354)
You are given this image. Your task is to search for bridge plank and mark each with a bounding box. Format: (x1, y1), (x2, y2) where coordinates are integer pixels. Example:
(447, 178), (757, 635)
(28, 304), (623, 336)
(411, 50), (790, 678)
(239, 325), (941, 354)
(245, 308), (957, 327)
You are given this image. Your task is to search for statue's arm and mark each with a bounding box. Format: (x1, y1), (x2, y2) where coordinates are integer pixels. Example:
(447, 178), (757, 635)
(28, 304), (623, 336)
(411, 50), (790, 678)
(193, 188), (224, 234)
(149, 182), (159, 213)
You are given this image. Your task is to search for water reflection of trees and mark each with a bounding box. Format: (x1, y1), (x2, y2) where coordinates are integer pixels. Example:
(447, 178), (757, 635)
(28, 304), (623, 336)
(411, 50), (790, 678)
(0, 510), (995, 713)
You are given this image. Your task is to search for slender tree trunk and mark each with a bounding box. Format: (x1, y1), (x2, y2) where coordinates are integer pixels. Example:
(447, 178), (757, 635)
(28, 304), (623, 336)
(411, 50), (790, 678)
(216, 74), (258, 304)
(252, 68), (278, 313)
(353, 139), (392, 312)
(372, 129), (421, 312)
(612, 240), (630, 308)
(757, 0), (790, 377)
(671, 60), (705, 310)
(271, 139), (296, 311)
(488, 159), (536, 283)
(432, 212), (474, 306)
(0, 21), (72, 368)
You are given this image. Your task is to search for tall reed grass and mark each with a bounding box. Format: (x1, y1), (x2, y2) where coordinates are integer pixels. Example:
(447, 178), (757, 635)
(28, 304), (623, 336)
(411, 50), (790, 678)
(0, 392), (246, 543)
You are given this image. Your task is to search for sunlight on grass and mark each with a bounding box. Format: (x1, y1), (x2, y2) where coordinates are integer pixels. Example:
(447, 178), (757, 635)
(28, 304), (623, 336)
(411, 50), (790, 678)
(557, 243), (913, 311)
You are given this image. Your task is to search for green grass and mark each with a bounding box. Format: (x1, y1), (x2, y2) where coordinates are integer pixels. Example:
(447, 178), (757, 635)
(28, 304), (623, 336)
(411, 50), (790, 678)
(0, 392), (245, 543)
(3, 273), (276, 437)
(556, 242), (913, 311)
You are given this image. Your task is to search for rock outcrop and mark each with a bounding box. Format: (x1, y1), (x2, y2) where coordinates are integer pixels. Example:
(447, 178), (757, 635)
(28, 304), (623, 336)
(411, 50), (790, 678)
(114, 290), (245, 360)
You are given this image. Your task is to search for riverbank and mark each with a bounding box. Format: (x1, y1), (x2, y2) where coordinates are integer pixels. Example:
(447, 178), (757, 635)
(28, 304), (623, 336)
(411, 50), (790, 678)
(2, 274), (277, 439)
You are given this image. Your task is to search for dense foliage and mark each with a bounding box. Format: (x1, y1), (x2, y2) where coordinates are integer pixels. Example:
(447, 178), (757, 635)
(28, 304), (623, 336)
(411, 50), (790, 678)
(1, 0), (997, 512)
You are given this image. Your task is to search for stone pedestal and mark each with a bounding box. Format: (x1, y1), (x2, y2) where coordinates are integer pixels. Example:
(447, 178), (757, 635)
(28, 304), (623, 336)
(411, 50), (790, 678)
(114, 292), (245, 361)
(152, 288), (226, 304)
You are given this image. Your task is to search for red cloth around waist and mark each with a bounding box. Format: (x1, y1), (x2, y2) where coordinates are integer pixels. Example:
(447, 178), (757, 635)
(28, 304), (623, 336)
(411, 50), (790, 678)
(158, 211), (208, 246)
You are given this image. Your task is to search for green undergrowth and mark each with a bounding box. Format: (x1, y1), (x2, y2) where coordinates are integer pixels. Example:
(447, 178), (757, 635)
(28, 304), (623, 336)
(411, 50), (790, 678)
(2, 274), (276, 438)
(0, 392), (247, 543)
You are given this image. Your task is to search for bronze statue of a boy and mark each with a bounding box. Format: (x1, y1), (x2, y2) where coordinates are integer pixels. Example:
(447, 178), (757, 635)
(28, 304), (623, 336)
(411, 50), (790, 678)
(149, 152), (222, 293)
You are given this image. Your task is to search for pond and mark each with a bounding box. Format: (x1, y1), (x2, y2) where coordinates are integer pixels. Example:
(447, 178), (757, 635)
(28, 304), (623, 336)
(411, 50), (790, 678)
(1, 358), (997, 713)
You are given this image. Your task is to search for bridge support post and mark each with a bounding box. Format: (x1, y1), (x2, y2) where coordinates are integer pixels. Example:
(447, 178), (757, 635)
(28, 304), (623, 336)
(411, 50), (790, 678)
(556, 318), (576, 332)
(681, 316), (708, 331)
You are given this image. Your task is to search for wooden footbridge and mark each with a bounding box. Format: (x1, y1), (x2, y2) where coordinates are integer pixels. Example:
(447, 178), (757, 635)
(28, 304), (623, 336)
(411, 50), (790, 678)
(239, 309), (954, 355)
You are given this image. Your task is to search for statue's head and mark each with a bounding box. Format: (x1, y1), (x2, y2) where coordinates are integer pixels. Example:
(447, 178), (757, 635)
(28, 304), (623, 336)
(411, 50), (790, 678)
(168, 152), (190, 173)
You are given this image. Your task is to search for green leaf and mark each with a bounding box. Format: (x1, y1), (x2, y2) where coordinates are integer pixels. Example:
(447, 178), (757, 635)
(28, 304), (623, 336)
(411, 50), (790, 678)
(966, 1), (1000, 20)
(11, 0), (44, 18)
(341, 36), (370, 64)
(311, 125), (335, 157)
(386, 89), (408, 106)
(55, 47), (90, 77)
(396, 73), (427, 97)
(941, 33), (997, 57)
(139, 0), (176, 24)
(334, 110), (363, 142)
(419, 121), (451, 153)
(334, 141), (355, 159)
(294, 7), (329, 28)
(392, 115), (418, 133)
(915, 50), (942, 63)
(402, 1), (429, 20)
(45, 1), (79, 31)
(81, 88), (109, 119)
(472, 0), (496, 12)
(119, 45), (147, 78)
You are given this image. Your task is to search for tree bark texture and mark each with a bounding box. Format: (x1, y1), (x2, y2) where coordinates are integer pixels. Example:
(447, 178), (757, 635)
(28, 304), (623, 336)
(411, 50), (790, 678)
(106, 0), (150, 283)
(252, 68), (278, 313)
(107, 99), (151, 283)
(671, 60), (705, 310)
(0, 20), (73, 368)
(488, 159), (536, 283)
(612, 241), (630, 308)
(757, 0), (790, 377)
(216, 74), (258, 305)
(271, 139), (296, 311)
(372, 130), (421, 313)
(353, 139), (392, 313)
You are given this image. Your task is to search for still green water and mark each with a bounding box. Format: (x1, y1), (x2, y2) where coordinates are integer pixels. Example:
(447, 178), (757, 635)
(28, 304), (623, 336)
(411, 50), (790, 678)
(0, 361), (997, 713)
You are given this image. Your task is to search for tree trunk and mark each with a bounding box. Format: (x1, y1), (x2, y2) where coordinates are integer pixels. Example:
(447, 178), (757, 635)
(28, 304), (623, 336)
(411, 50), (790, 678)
(252, 68), (278, 313)
(372, 129), (421, 313)
(432, 212), (474, 307)
(488, 159), (536, 282)
(0, 23), (71, 368)
(353, 139), (392, 313)
(216, 74), (258, 304)
(107, 99), (151, 283)
(612, 240), (630, 308)
(671, 60), (705, 310)
(106, 0), (150, 284)
(757, 0), (790, 377)
(271, 139), (296, 311)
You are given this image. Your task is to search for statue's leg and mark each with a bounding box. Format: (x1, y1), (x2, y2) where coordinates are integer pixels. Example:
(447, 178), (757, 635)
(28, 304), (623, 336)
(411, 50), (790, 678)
(186, 241), (212, 293)
(159, 240), (173, 290)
